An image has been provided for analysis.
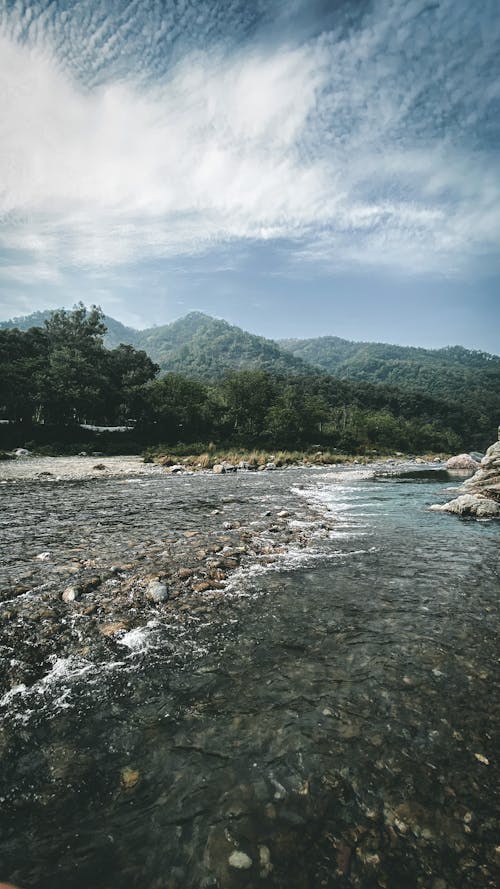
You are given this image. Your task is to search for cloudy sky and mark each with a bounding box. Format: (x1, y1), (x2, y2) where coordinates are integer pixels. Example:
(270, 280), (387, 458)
(0, 0), (499, 351)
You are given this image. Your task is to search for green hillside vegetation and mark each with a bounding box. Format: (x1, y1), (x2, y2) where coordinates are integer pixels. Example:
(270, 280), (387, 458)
(279, 335), (500, 419)
(0, 309), (137, 351)
(132, 312), (311, 378)
(0, 304), (497, 454)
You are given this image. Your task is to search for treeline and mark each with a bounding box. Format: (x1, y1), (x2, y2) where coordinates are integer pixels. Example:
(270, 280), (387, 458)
(0, 305), (494, 453)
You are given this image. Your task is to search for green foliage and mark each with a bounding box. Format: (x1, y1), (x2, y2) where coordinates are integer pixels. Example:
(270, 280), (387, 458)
(279, 333), (500, 447)
(0, 304), (157, 426)
(132, 312), (311, 379)
(1, 305), (498, 454)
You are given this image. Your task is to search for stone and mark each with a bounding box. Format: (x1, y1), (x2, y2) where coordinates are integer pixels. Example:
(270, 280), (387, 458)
(14, 448), (30, 456)
(178, 567), (194, 579)
(430, 492), (500, 518)
(92, 463), (107, 471)
(169, 464), (184, 474)
(192, 581), (212, 593)
(228, 851), (253, 870)
(99, 621), (128, 637)
(266, 462), (276, 470)
(213, 462), (237, 474)
(62, 586), (80, 603)
(445, 454), (480, 471)
(121, 766), (140, 789)
(146, 580), (169, 602)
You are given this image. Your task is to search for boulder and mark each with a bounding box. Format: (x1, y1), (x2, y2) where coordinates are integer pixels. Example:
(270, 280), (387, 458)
(445, 454), (480, 471)
(481, 440), (500, 468)
(432, 436), (500, 518)
(14, 448), (30, 456)
(213, 462), (237, 474)
(431, 493), (500, 518)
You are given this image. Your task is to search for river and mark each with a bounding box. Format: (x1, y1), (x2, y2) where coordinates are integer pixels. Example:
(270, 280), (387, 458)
(0, 463), (499, 888)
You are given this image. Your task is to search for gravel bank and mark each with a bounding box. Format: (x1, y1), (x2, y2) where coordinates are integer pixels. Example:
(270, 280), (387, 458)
(0, 455), (161, 481)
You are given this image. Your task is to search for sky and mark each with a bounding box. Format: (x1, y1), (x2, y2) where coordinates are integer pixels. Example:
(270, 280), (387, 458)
(0, 0), (499, 352)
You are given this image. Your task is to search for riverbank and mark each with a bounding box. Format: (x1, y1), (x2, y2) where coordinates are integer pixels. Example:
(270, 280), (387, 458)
(0, 449), (447, 481)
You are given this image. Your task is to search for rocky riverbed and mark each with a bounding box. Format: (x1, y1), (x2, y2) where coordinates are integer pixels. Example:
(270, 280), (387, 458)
(0, 459), (499, 889)
(0, 457), (340, 697)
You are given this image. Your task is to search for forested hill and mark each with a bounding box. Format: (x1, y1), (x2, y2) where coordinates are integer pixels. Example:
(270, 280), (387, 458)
(1, 305), (499, 451)
(3, 309), (499, 410)
(279, 335), (500, 418)
(1, 310), (311, 379)
(0, 311), (137, 350)
(132, 313), (310, 378)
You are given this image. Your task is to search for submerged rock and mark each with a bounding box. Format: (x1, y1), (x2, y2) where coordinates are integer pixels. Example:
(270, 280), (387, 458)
(228, 850), (253, 870)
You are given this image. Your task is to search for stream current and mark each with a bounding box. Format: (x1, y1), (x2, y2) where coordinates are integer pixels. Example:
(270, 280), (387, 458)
(0, 464), (499, 888)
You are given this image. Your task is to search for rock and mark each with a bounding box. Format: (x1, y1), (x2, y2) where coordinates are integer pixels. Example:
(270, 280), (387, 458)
(14, 448), (30, 456)
(266, 462), (276, 470)
(146, 580), (169, 602)
(430, 494), (500, 518)
(481, 440), (500, 468)
(213, 462), (237, 474)
(169, 464), (184, 474)
(433, 436), (500, 519)
(36, 551), (51, 561)
(228, 851), (253, 870)
(121, 766), (140, 789)
(62, 585), (80, 603)
(446, 454), (480, 471)
(78, 451), (88, 456)
(178, 567), (194, 579)
(192, 581), (212, 593)
(92, 463), (107, 471)
(469, 451), (484, 462)
(99, 621), (128, 637)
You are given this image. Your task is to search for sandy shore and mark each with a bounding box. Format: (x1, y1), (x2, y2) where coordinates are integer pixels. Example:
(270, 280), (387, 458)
(0, 454), (162, 481)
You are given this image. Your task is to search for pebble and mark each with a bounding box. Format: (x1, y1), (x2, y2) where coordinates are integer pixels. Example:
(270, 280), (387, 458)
(474, 753), (489, 765)
(146, 580), (169, 603)
(99, 621), (128, 637)
(121, 767), (140, 789)
(228, 851), (253, 870)
(61, 586), (80, 603)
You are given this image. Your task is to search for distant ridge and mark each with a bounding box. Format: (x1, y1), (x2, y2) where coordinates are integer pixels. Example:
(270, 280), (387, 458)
(2, 309), (499, 417)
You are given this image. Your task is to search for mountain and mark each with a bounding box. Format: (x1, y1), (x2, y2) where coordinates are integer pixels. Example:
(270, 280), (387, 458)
(279, 335), (500, 419)
(3, 309), (499, 417)
(132, 312), (311, 378)
(0, 309), (311, 379)
(0, 309), (138, 351)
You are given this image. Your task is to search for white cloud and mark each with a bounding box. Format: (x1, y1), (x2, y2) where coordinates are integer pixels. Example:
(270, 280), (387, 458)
(0, 0), (499, 288)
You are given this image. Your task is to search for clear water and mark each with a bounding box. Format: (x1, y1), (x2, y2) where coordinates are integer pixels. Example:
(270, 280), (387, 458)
(0, 466), (499, 889)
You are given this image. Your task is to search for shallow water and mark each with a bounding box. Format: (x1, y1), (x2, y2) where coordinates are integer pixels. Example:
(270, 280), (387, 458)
(0, 465), (499, 888)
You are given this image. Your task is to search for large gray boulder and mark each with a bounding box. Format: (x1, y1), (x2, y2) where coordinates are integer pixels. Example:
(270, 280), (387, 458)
(445, 453), (480, 471)
(430, 494), (500, 518)
(433, 438), (500, 518)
